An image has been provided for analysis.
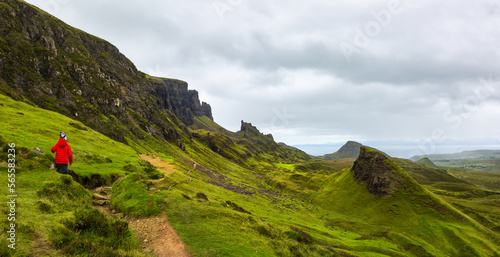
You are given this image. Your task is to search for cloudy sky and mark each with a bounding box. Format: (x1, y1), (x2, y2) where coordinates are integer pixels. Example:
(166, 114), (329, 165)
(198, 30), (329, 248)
(25, 0), (500, 157)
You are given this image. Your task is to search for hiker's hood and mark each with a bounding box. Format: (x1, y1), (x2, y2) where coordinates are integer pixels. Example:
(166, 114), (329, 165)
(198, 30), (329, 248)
(57, 138), (68, 148)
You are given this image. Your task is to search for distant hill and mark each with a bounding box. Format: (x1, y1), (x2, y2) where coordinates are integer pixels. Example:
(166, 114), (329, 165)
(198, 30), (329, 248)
(315, 146), (500, 256)
(411, 150), (500, 162)
(416, 157), (440, 169)
(322, 141), (362, 160)
(393, 157), (475, 189)
(321, 141), (390, 160)
(1, 0), (499, 256)
(411, 150), (500, 173)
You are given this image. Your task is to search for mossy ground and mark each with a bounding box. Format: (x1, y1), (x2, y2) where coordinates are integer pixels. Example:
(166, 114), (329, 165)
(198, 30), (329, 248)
(1, 94), (500, 256)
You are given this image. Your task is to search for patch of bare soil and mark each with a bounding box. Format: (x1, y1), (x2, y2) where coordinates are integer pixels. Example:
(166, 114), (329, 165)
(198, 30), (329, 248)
(127, 215), (191, 257)
(139, 153), (176, 176)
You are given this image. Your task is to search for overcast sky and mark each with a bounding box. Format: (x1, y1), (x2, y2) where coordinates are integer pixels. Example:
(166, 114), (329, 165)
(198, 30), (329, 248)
(25, 0), (500, 157)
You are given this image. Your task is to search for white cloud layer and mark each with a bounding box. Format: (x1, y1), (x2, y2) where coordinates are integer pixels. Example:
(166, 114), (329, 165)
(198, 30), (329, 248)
(25, 0), (500, 156)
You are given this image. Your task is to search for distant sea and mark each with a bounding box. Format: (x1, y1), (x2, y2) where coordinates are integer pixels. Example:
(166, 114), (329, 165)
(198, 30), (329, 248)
(294, 142), (500, 159)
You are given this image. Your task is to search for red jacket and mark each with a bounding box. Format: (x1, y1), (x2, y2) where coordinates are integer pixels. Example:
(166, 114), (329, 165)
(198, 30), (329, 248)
(51, 138), (73, 165)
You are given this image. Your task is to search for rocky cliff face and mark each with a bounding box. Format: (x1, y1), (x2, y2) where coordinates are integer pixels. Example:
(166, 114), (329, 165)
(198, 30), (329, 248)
(153, 78), (213, 126)
(351, 146), (408, 197)
(0, 0), (211, 144)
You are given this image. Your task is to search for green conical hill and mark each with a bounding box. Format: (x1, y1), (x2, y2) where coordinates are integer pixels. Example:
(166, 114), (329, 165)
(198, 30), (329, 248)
(417, 157), (440, 169)
(315, 146), (500, 256)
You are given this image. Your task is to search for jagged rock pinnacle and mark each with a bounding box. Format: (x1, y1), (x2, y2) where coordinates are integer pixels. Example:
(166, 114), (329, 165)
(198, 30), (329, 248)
(351, 146), (406, 197)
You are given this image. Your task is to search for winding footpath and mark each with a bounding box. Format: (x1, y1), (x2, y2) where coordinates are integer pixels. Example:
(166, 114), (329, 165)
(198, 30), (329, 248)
(130, 153), (192, 257)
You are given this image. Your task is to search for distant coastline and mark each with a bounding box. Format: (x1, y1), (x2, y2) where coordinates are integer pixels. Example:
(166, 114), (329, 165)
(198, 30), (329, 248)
(294, 142), (500, 159)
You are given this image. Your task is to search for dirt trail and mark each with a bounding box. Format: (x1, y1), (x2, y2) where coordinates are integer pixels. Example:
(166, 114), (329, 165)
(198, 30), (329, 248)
(128, 215), (191, 257)
(120, 153), (191, 257)
(87, 153), (192, 256)
(92, 188), (192, 257)
(139, 153), (176, 176)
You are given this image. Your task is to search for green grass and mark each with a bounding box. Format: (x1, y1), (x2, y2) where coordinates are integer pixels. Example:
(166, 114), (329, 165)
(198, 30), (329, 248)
(50, 208), (138, 256)
(416, 157), (440, 169)
(111, 173), (166, 217)
(0, 94), (140, 181)
(1, 94), (500, 256)
(448, 169), (500, 192)
(0, 94), (147, 256)
(312, 168), (500, 256)
(0, 167), (144, 256)
(189, 116), (233, 135)
(274, 163), (295, 171)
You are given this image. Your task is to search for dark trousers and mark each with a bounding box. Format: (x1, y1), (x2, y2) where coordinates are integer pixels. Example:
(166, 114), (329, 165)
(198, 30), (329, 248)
(55, 163), (69, 175)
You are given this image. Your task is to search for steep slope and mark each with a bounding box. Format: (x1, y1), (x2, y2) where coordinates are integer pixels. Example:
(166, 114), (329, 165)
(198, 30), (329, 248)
(1, 0), (499, 256)
(0, 0), (308, 168)
(0, 0), (210, 146)
(322, 140), (477, 193)
(0, 94), (149, 256)
(189, 115), (232, 135)
(2, 93), (500, 256)
(351, 146), (418, 197)
(191, 120), (310, 167)
(315, 146), (500, 256)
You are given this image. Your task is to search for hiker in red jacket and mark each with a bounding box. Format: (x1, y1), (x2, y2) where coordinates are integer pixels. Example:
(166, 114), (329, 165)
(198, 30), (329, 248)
(51, 131), (73, 175)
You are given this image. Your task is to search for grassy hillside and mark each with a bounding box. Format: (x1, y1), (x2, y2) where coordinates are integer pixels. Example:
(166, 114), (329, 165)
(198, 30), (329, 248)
(189, 116), (234, 136)
(416, 157), (440, 169)
(2, 94), (500, 256)
(1, 0), (499, 255)
(448, 170), (500, 192)
(0, 94), (147, 256)
(315, 168), (499, 256)
(0, 94), (139, 179)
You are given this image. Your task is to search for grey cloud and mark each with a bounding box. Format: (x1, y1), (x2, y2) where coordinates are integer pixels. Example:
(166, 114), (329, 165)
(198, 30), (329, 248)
(24, 0), (500, 155)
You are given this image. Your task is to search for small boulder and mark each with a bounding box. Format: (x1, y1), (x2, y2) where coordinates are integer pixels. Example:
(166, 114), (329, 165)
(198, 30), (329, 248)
(31, 147), (45, 155)
(92, 193), (110, 200)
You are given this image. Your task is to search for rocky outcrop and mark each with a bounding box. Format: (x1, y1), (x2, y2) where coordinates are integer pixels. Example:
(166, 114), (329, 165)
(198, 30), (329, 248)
(201, 102), (212, 120)
(0, 0), (211, 144)
(351, 146), (407, 197)
(236, 121), (309, 162)
(240, 121), (260, 134)
(153, 79), (213, 126)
